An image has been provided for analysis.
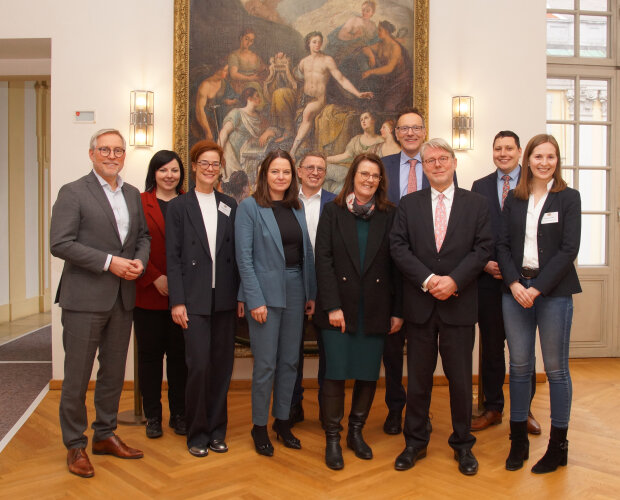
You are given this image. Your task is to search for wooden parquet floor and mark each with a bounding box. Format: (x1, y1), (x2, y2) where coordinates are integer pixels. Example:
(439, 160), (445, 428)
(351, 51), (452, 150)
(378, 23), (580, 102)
(0, 358), (618, 499)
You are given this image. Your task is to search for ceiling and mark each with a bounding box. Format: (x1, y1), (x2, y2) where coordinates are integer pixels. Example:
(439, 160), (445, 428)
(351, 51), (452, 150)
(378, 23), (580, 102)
(0, 38), (51, 59)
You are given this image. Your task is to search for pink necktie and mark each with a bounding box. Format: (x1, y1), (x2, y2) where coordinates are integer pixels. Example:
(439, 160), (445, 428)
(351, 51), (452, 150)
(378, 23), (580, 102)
(435, 193), (447, 252)
(501, 174), (510, 209)
(407, 159), (418, 194)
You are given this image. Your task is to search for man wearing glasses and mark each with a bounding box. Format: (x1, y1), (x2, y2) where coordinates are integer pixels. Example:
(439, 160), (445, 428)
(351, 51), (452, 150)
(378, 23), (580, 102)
(381, 107), (457, 436)
(290, 152), (336, 426)
(390, 138), (492, 475)
(50, 129), (150, 477)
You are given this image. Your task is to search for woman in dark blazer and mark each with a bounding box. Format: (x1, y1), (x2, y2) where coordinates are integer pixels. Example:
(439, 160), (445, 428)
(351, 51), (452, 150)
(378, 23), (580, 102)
(235, 149), (316, 457)
(166, 140), (239, 457)
(314, 153), (403, 470)
(497, 134), (581, 474)
(134, 150), (187, 439)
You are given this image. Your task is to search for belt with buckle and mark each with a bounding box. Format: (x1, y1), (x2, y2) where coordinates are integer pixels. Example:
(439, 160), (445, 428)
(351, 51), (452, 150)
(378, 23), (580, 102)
(520, 267), (539, 279)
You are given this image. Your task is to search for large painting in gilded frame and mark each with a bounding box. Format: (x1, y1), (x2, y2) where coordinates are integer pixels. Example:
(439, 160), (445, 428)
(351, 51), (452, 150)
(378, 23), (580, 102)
(173, 0), (429, 195)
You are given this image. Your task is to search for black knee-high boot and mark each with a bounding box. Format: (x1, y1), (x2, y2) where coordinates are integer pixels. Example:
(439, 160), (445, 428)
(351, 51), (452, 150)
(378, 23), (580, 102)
(531, 425), (568, 474)
(322, 379), (345, 470)
(505, 420), (529, 471)
(346, 380), (376, 460)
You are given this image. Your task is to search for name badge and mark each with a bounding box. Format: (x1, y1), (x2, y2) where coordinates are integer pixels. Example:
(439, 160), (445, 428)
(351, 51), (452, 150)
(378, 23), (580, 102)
(218, 201), (231, 217)
(541, 211), (558, 224)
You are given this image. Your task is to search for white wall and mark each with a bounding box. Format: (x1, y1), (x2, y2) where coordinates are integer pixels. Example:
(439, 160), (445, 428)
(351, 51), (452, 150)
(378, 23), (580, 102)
(0, 0), (547, 381)
(24, 81), (39, 299)
(0, 82), (8, 306)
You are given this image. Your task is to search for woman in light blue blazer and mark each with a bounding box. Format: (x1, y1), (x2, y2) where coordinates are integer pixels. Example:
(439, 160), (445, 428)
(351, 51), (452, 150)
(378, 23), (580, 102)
(236, 149), (316, 457)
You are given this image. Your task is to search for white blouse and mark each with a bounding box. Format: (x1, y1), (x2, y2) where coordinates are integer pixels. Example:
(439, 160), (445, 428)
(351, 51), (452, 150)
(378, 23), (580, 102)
(521, 180), (554, 269)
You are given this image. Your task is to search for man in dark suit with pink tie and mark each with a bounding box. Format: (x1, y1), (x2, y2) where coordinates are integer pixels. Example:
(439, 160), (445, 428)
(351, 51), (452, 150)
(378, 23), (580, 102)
(390, 138), (492, 475)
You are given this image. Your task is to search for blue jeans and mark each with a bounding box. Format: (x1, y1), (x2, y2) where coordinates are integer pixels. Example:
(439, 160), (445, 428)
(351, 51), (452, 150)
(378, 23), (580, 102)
(502, 278), (573, 428)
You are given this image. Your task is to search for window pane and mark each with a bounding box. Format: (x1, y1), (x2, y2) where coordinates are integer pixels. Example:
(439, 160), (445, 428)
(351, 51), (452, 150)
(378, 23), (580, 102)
(580, 0), (608, 11)
(547, 0), (574, 8)
(547, 123), (575, 165)
(579, 124), (607, 166)
(579, 169), (607, 210)
(562, 168), (575, 187)
(580, 15), (608, 57)
(547, 13), (575, 56)
(547, 78), (575, 120)
(580, 80), (608, 121)
(579, 214), (606, 265)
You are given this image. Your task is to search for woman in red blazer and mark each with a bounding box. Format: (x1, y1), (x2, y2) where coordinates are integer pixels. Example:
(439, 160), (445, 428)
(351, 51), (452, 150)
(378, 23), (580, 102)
(134, 150), (187, 439)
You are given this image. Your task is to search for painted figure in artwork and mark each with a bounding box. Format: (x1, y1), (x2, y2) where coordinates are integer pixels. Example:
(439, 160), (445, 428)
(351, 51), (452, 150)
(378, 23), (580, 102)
(194, 62), (238, 141)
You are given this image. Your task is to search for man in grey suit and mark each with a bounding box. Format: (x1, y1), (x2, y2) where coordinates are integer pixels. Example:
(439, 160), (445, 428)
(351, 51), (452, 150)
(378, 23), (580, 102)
(50, 129), (150, 478)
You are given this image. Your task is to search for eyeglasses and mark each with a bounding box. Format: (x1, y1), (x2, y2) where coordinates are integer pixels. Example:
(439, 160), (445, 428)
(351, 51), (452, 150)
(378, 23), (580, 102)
(395, 125), (424, 134)
(422, 156), (452, 166)
(96, 147), (125, 158)
(196, 160), (221, 170)
(357, 171), (382, 182)
(301, 165), (326, 174)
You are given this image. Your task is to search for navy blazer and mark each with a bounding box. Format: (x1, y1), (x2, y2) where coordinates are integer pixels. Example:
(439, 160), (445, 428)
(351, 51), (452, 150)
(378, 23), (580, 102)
(320, 188), (337, 213)
(471, 169), (521, 289)
(497, 188), (582, 297)
(235, 196), (317, 311)
(166, 189), (239, 314)
(383, 153), (457, 205)
(390, 187), (493, 326)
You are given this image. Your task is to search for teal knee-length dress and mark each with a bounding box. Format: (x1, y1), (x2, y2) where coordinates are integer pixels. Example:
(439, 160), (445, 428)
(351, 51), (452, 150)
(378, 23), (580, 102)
(321, 218), (386, 381)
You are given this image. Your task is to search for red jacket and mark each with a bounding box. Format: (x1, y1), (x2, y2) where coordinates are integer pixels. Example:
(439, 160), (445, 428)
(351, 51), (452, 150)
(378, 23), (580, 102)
(135, 190), (177, 310)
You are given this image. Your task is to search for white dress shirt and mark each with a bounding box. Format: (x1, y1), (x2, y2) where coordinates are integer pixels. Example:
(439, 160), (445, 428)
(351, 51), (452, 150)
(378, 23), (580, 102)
(93, 170), (130, 271)
(422, 183), (455, 290)
(299, 187), (322, 250)
(196, 190), (218, 288)
(522, 180), (554, 269)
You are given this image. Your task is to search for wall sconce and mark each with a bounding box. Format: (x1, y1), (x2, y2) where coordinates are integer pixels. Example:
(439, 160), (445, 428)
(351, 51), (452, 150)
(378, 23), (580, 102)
(452, 96), (474, 150)
(129, 90), (154, 147)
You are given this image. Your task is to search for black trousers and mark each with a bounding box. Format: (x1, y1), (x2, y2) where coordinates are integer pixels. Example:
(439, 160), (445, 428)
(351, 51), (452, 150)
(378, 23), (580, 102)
(382, 328), (407, 413)
(478, 286), (536, 412)
(292, 318), (325, 407)
(403, 309), (476, 451)
(133, 307), (187, 419)
(184, 308), (235, 448)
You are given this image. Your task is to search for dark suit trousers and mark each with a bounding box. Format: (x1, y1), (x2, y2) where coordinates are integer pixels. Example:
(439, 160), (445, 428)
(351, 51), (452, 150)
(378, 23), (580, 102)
(133, 307), (187, 419)
(404, 309), (476, 451)
(382, 329), (407, 412)
(59, 295), (132, 449)
(292, 318), (325, 407)
(184, 305), (236, 449)
(478, 286), (536, 412)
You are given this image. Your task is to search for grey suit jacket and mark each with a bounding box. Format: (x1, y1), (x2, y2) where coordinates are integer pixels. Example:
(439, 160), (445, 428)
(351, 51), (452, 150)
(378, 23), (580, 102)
(50, 171), (151, 312)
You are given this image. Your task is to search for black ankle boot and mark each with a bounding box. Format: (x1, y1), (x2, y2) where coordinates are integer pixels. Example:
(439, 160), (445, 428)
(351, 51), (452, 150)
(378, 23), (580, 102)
(251, 424), (274, 457)
(531, 425), (568, 474)
(346, 380), (376, 460)
(322, 379), (345, 470)
(505, 420), (529, 471)
(272, 419), (301, 449)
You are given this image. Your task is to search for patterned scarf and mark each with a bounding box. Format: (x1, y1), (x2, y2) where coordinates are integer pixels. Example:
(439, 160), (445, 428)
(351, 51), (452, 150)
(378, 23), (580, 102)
(345, 192), (376, 220)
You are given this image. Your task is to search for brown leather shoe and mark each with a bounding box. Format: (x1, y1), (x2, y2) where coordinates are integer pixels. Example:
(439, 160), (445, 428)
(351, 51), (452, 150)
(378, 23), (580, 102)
(527, 411), (542, 435)
(92, 435), (144, 459)
(471, 410), (502, 431)
(67, 448), (94, 478)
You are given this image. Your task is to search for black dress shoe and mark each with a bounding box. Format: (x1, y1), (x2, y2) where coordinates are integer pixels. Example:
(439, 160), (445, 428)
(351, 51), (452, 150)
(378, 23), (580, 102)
(394, 446), (427, 471)
(145, 418), (163, 439)
(383, 410), (402, 435)
(208, 439), (228, 453)
(454, 448), (478, 475)
(289, 402), (304, 427)
(272, 419), (301, 449)
(251, 425), (274, 457)
(188, 446), (208, 457)
(169, 414), (187, 436)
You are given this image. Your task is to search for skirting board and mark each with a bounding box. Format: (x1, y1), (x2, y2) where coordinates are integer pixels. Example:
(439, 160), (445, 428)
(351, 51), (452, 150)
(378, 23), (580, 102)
(49, 373), (547, 391)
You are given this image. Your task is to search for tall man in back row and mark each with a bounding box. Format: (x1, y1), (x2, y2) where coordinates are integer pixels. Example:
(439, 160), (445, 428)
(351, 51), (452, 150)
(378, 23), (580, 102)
(50, 129), (151, 478)
(382, 107), (456, 435)
(470, 130), (540, 434)
(390, 138), (492, 475)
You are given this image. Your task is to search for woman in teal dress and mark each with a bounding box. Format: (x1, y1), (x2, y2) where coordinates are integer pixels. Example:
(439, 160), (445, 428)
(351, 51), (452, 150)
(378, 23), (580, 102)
(314, 152), (403, 470)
